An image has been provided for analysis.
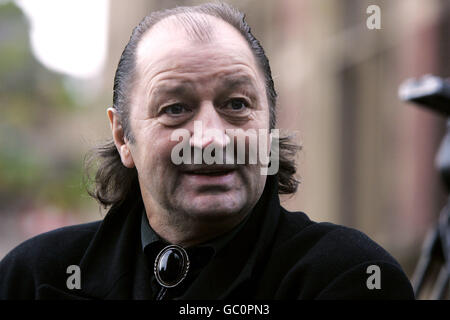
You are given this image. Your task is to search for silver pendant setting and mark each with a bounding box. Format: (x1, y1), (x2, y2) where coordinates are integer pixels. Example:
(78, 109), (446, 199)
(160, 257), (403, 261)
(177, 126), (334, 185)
(154, 244), (190, 288)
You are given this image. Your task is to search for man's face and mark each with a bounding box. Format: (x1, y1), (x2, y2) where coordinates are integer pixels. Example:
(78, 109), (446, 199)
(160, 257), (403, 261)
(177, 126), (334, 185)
(126, 16), (270, 225)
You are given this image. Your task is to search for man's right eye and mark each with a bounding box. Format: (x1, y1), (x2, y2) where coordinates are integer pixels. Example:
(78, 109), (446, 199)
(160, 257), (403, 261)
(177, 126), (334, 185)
(162, 104), (189, 115)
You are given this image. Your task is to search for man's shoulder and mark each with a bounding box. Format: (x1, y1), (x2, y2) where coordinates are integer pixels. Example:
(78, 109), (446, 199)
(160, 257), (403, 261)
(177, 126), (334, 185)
(277, 208), (398, 265)
(0, 220), (102, 299)
(0, 220), (101, 273)
(264, 208), (414, 299)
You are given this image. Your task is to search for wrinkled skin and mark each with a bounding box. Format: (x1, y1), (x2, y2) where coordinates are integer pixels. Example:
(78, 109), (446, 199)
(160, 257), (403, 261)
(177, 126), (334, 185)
(108, 15), (271, 246)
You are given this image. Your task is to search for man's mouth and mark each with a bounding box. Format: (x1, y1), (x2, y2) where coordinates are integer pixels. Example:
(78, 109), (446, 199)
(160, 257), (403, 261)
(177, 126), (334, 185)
(186, 169), (234, 176)
(181, 165), (237, 177)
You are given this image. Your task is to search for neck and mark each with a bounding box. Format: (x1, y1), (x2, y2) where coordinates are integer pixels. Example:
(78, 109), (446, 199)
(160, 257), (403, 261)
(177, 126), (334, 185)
(148, 210), (248, 248)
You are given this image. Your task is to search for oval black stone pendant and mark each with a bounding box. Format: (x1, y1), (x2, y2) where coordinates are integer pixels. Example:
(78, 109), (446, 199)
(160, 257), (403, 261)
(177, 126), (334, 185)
(154, 245), (190, 288)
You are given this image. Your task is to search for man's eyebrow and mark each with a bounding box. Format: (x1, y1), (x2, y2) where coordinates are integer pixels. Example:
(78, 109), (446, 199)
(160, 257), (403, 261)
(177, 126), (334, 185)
(148, 76), (258, 101)
(221, 76), (257, 91)
(151, 82), (194, 98)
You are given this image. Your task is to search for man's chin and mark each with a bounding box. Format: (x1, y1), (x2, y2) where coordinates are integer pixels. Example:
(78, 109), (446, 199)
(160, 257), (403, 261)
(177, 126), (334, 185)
(177, 194), (246, 219)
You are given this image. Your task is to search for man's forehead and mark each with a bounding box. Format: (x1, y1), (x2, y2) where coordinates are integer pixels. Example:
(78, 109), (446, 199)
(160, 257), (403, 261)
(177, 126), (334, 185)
(134, 13), (262, 92)
(135, 13), (254, 68)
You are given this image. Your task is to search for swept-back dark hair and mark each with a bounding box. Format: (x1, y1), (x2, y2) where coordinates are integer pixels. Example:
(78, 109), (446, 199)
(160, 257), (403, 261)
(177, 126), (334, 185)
(86, 2), (300, 208)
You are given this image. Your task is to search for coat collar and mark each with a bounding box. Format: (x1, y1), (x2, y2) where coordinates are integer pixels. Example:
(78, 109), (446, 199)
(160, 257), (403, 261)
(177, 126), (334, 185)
(40, 175), (281, 300)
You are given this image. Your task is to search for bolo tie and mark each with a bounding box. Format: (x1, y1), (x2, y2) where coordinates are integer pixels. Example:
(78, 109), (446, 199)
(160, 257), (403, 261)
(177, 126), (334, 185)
(153, 244), (190, 300)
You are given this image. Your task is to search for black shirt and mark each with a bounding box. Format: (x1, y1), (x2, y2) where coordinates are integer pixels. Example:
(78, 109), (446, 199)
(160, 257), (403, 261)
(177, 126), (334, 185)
(140, 210), (250, 299)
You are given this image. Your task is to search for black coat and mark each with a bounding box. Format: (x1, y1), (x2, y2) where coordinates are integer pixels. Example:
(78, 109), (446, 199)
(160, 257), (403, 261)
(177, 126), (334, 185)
(0, 176), (414, 299)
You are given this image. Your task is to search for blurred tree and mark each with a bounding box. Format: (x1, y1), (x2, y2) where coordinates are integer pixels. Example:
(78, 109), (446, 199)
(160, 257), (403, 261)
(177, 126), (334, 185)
(0, 2), (87, 211)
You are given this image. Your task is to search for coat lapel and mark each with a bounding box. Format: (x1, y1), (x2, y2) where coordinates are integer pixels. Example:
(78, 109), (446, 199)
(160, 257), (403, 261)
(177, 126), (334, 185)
(76, 195), (149, 299)
(36, 284), (91, 300)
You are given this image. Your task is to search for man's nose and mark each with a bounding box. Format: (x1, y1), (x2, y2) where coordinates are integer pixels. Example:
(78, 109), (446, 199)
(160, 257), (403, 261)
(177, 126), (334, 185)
(189, 103), (230, 149)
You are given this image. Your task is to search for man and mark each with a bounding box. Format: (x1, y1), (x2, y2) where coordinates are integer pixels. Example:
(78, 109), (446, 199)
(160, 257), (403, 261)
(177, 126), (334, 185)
(0, 3), (414, 299)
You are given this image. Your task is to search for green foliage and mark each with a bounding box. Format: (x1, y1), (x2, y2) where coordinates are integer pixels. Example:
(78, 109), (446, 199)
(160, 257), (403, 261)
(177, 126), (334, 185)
(0, 2), (91, 211)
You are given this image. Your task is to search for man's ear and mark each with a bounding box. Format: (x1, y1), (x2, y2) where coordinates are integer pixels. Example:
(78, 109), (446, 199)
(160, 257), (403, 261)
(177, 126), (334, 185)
(107, 107), (135, 168)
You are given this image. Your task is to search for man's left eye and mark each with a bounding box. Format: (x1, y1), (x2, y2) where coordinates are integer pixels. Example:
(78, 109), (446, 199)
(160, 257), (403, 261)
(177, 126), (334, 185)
(226, 98), (248, 111)
(162, 103), (189, 115)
